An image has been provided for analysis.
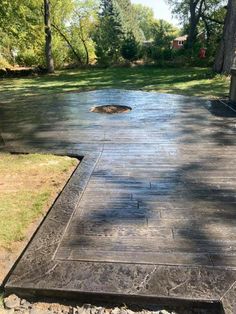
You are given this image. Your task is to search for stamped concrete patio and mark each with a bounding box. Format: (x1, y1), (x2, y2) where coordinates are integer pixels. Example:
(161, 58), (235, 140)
(0, 90), (236, 313)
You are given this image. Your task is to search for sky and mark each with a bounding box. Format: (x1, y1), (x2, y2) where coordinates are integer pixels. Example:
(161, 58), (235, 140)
(131, 0), (180, 27)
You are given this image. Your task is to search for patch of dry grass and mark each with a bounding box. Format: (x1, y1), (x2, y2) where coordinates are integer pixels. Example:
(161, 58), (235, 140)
(0, 153), (78, 250)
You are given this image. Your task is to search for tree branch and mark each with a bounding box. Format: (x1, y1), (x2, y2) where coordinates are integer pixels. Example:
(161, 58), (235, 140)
(77, 19), (89, 65)
(196, 0), (205, 21)
(201, 14), (224, 25)
(51, 23), (83, 64)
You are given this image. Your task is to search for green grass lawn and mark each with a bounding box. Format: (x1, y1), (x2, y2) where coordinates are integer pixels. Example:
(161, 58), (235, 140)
(0, 66), (230, 103)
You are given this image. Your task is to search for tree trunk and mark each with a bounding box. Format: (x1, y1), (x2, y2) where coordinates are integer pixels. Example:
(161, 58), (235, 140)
(213, 0), (236, 74)
(186, 0), (204, 50)
(187, 1), (196, 49)
(78, 21), (89, 65)
(81, 38), (89, 65)
(44, 0), (54, 73)
(202, 15), (211, 44)
(187, 19), (197, 50)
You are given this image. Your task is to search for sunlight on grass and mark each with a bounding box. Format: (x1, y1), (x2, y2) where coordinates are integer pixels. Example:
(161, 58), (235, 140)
(0, 67), (230, 102)
(0, 153), (78, 250)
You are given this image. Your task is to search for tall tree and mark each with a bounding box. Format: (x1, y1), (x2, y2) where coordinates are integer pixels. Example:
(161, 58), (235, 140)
(44, 0), (54, 73)
(132, 4), (155, 41)
(71, 0), (99, 65)
(0, 0), (44, 66)
(49, 0), (98, 66)
(187, 0), (204, 49)
(213, 0), (236, 74)
(167, 0), (224, 51)
(167, 0), (204, 49)
(94, 0), (125, 64)
(152, 19), (179, 49)
(117, 0), (143, 42)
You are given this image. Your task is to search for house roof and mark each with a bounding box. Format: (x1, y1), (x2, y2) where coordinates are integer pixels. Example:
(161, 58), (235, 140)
(174, 35), (188, 41)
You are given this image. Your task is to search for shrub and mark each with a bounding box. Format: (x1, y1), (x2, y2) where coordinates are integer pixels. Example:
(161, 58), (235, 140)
(121, 34), (139, 62)
(16, 48), (44, 67)
(0, 55), (11, 69)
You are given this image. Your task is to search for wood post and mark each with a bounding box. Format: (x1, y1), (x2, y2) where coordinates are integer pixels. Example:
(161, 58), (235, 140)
(230, 68), (236, 103)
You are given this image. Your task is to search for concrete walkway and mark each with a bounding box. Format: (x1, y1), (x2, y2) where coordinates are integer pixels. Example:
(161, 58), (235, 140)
(1, 90), (236, 313)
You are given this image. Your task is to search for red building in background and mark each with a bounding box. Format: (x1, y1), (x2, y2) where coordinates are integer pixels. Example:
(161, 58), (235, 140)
(172, 35), (188, 49)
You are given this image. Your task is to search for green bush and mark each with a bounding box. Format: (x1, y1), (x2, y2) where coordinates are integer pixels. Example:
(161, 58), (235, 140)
(0, 55), (11, 69)
(121, 35), (139, 62)
(163, 49), (173, 61)
(139, 44), (152, 61)
(95, 44), (111, 67)
(16, 48), (44, 67)
(52, 37), (71, 69)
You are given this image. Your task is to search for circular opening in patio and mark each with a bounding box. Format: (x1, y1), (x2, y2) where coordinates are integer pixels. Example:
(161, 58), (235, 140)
(90, 104), (132, 114)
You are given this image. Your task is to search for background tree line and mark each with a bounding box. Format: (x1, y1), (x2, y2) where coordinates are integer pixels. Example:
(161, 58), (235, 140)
(167, 0), (236, 73)
(0, 0), (235, 74)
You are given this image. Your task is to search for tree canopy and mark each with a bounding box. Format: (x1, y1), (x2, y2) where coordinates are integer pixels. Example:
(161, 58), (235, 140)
(0, 0), (234, 73)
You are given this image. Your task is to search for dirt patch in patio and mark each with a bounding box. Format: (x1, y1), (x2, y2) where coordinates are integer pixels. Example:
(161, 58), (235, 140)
(90, 105), (132, 114)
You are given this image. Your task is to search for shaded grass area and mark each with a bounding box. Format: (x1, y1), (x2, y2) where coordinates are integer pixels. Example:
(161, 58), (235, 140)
(0, 153), (78, 249)
(0, 66), (230, 102)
